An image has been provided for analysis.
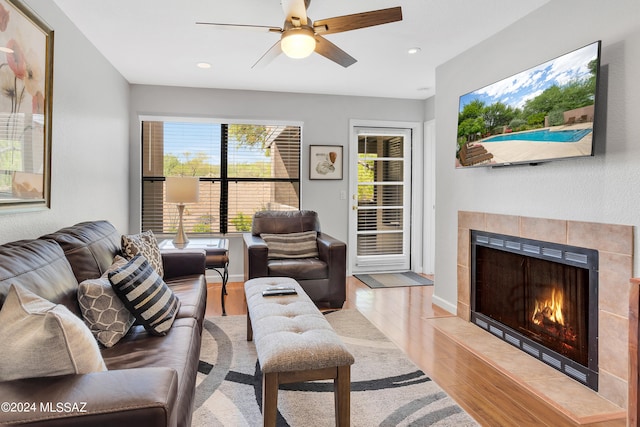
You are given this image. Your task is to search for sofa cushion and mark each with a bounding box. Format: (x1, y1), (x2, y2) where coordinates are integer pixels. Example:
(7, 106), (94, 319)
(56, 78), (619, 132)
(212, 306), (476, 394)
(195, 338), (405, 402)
(108, 254), (180, 336)
(166, 275), (207, 329)
(261, 230), (319, 259)
(252, 210), (320, 235)
(42, 220), (121, 284)
(267, 258), (328, 280)
(0, 239), (81, 316)
(78, 256), (135, 347)
(0, 284), (107, 381)
(101, 317), (201, 427)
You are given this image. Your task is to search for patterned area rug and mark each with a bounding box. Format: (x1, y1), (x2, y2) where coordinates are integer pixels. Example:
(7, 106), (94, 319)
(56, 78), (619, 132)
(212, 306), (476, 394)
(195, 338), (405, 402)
(193, 309), (477, 426)
(354, 271), (434, 288)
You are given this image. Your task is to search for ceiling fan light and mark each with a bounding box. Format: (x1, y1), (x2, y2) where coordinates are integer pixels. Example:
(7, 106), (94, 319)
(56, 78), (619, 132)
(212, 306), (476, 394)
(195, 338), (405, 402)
(281, 27), (316, 59)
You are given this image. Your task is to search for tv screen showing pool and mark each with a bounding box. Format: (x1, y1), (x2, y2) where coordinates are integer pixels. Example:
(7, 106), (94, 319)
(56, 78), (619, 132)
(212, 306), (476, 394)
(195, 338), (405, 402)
(456, 41), (601, 168)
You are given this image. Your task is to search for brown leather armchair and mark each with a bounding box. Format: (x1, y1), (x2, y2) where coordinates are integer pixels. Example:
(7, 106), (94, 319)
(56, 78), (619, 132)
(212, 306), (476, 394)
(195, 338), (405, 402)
(243, 210), (347, 308)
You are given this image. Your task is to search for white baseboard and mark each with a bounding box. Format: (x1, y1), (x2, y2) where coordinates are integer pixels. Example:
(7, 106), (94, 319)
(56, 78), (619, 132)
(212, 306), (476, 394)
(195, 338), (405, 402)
(205, 271), (244, 283)
(431, 293), (457, 315)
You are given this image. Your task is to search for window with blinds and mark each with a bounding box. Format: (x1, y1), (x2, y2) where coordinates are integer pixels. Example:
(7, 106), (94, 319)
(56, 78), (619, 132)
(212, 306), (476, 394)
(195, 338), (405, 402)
(141, 120), (300, 235)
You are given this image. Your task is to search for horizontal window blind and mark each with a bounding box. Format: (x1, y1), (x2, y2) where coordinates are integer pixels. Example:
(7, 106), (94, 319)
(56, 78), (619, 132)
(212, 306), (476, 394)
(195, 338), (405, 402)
(142, 120), (300, 235)
(355, 134), (406, 256)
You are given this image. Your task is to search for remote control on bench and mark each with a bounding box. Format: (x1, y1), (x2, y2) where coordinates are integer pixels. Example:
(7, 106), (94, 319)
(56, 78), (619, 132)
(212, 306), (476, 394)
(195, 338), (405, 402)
(262, 286), (297, 297)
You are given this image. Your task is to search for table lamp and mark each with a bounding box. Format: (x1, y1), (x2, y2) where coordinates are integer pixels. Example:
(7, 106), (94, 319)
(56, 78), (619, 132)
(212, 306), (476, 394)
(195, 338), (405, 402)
(166, 176), (199, 248)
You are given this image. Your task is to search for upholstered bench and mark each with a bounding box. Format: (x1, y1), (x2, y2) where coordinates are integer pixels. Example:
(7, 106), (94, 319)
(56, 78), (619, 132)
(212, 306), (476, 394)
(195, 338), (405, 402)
(244, 277), (354, 427)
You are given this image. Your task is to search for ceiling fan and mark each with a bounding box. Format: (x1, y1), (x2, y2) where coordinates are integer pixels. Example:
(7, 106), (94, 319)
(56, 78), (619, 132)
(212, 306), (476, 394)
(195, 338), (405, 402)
(196, 0), (402, 68)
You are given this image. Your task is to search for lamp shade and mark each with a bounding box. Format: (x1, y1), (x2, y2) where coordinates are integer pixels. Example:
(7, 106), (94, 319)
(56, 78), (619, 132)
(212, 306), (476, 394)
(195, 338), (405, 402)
(281, 27), (316, 59)
(166, 177), (199, 204)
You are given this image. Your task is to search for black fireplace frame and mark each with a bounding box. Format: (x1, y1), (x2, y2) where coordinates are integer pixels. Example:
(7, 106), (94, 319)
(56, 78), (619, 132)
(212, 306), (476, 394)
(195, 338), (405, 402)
(470, 230), (599, 391)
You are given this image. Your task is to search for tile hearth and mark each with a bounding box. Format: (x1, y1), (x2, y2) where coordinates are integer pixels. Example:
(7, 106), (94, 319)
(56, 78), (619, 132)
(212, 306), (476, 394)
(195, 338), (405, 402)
(429, 316), (624, 424)
(457, 211), (634, 423)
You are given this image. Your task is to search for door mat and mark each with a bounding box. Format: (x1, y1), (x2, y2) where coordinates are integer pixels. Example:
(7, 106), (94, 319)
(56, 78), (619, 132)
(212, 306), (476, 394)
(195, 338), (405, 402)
(354, 271), (434, 288)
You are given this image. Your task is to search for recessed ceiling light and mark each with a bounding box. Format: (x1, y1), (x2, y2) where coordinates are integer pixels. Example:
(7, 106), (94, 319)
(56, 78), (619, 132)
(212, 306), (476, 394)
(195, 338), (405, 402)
(407, 47), (421, 55)
(197, 62), (211, 69)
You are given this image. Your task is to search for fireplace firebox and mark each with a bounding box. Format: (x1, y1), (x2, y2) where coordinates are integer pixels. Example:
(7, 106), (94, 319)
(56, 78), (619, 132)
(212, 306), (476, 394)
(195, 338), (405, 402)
(470, 230), (599, 390)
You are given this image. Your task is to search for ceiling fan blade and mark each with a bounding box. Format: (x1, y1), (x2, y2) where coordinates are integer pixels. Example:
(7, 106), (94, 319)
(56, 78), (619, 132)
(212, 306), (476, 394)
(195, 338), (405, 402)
(314, 35), (356, 68)
(281, 0), (309, 25)
(196, 22), (282, 33)
(251, 40), (283, 69)
(313, 6), (402, 35)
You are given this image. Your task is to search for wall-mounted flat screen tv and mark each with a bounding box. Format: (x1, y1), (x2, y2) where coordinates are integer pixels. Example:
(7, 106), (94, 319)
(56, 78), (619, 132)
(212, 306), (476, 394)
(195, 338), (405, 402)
(456, 40), (601, 168)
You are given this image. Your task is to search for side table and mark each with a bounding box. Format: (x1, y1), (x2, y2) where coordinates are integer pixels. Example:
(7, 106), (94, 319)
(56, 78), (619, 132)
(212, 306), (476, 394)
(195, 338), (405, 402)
(159, 238), (230, 315)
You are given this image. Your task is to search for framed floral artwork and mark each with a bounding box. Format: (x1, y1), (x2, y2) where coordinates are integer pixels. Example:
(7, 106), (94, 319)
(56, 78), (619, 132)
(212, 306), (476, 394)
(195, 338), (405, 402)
(309, 145), (343, 180)
(0, 0), (53, 212)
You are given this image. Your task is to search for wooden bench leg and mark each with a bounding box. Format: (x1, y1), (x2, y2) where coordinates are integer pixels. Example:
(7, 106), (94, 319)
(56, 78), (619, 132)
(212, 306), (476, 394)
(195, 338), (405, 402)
(262, 372), (278, 427)
(247, 310), (253, 341)
(334, 365), (351, 426)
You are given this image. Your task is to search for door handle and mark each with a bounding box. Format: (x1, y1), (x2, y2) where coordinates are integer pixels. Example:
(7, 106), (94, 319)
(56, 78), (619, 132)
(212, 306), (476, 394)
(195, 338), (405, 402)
(352, 206), (358, 210)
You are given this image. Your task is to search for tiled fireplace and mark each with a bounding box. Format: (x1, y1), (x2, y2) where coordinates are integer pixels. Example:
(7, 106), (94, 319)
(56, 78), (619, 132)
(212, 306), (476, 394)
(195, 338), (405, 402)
(470, 229), (600, 390)
(457, 211), (634, 418)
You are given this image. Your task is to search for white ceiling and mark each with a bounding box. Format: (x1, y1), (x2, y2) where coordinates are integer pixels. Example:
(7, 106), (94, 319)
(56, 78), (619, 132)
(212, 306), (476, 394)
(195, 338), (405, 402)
(51, 0), (549, 100)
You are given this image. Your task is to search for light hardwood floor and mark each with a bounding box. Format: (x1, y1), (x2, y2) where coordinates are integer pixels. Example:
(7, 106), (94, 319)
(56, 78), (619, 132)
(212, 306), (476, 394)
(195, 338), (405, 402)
(205, 277), (626, 427)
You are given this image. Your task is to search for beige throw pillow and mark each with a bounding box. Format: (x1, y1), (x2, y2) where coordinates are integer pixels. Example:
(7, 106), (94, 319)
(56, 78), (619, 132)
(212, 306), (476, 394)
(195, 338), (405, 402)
(0, 284), (107, 381)
(78, 256), (136, 347)
(261, 230), (319, 259)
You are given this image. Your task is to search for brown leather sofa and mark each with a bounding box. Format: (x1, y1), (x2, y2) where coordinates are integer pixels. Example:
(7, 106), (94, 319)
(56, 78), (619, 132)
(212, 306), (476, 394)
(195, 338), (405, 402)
(243, 210), (346, 308)
(0, 220), (207, 427)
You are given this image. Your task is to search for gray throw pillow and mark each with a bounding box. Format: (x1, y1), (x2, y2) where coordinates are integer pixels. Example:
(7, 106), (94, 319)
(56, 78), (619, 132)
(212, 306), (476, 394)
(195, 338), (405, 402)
(78, 256), (136, 347)
(261, 230), (319, 259)
(0, 284), (107, 381)
(108, 254), (180, 336)
(121, 230), (164, 277)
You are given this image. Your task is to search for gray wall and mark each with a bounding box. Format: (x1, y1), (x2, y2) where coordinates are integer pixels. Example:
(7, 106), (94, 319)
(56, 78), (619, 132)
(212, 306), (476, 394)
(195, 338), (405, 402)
(434, 0), (640, 312)
(129, 85), (425, 281)
(0, 1), (130, 244)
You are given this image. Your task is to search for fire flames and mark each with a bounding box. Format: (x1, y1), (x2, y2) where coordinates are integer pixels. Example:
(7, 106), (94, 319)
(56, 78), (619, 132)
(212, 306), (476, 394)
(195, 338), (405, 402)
(530, 288), (577, 350)
(532, 288), (564, 326)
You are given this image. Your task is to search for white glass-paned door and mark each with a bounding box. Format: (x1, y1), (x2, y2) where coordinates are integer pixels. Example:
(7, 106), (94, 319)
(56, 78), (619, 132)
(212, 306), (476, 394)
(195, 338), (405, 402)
(349, 127), (411, 273)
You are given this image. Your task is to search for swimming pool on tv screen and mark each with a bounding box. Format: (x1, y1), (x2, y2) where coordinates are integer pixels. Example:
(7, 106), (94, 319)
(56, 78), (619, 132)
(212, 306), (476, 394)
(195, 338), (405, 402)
(484, 128), (592, 143)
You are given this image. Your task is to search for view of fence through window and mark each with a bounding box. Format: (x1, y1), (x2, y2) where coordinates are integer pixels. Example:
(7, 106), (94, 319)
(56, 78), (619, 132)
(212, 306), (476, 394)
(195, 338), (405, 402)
(141, 120), (300, 235)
